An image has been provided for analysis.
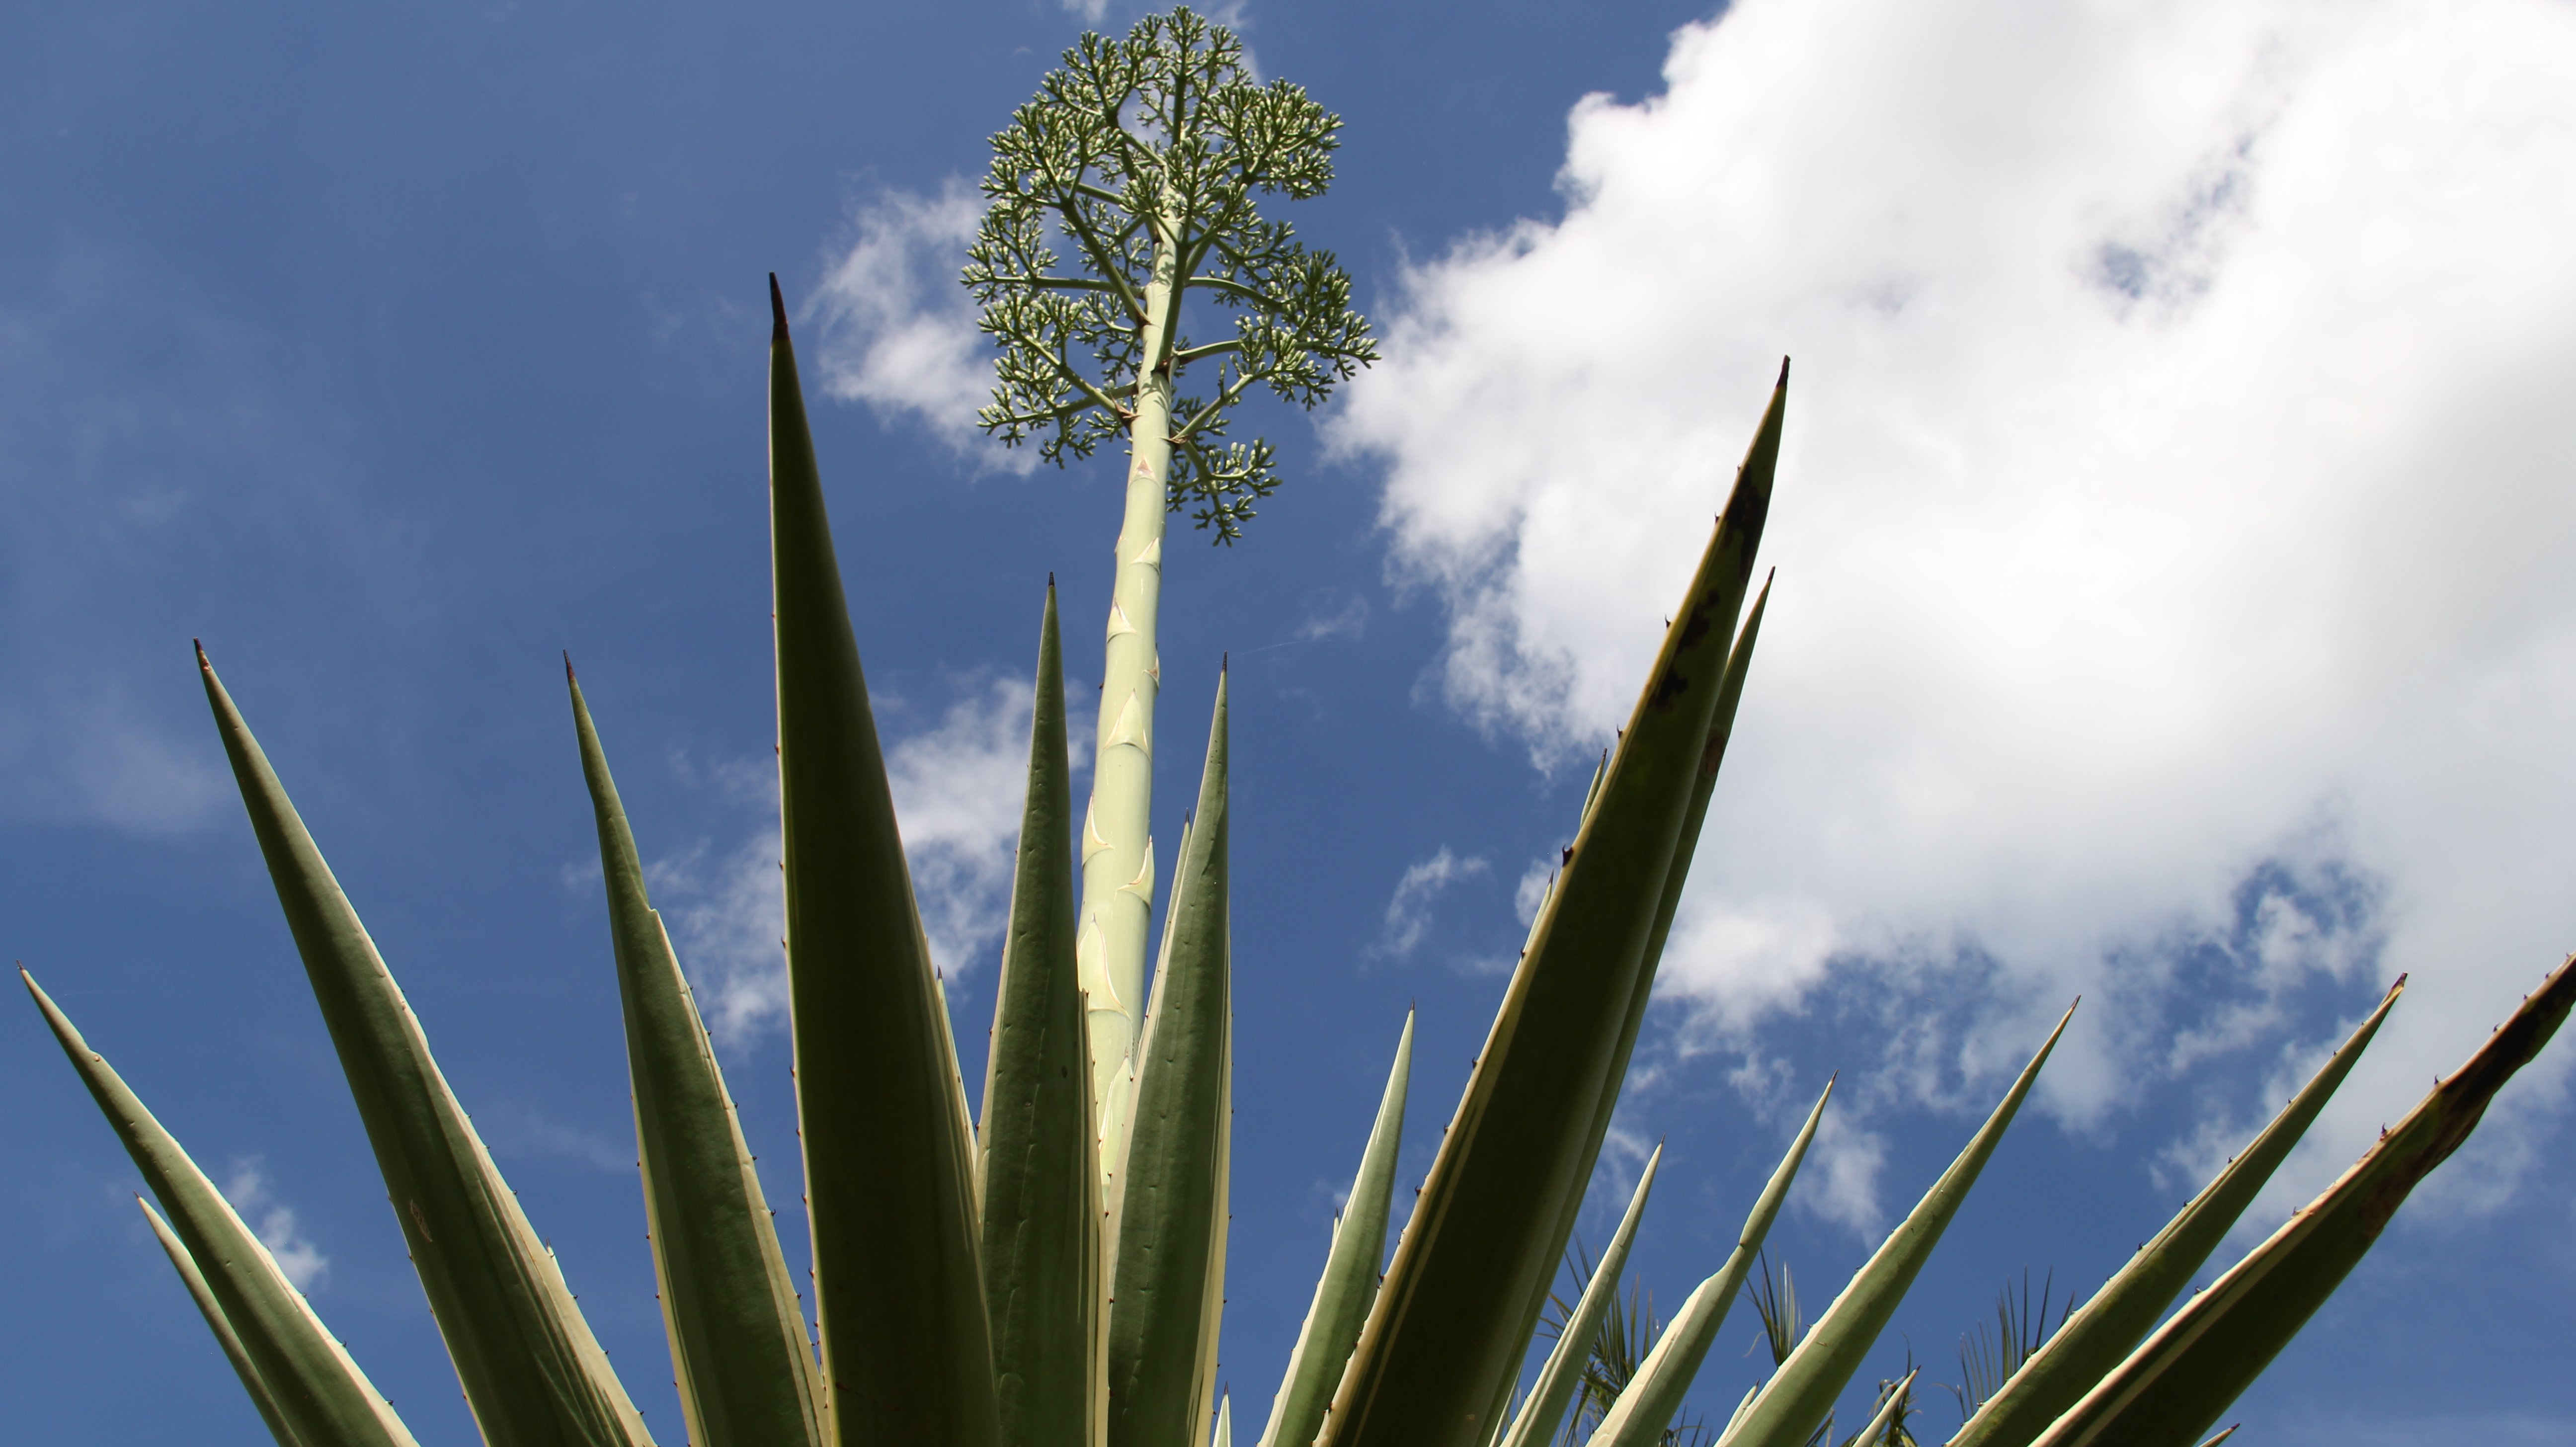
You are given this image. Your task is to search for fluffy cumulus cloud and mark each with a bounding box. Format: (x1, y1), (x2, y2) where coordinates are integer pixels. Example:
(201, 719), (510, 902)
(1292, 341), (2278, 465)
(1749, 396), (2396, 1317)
(1337, 0), (2576, 1206)
(809, 182), (1034, 473)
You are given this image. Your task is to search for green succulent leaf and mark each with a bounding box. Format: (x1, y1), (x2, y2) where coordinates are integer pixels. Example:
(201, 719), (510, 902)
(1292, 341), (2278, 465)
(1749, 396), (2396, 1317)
(1496, 1144), (1664, 1447)
(195, 653), (656, 1447)
(1107, 670), (1235, 1447)
(1257, 1010), (1416, 1447)
(977, 582), (1108, 1447)
(1951, 976), (2407, 1447)
(767, 277), (1000, 1447)
(568, 665), (825, 1447)
(1321, 364), (1787, 1447)
(2029, 955), (2576, 1447)
(25, 970), (419, 1447)
(1717, 1004), (2076, 1447)
(1588, 1077), (1830, 1447)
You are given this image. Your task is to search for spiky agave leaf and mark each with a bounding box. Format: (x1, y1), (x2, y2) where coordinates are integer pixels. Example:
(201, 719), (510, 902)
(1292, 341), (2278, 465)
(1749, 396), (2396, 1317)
(1322, 365), (1788, 1447)
(767, 275), (999, 1447)
(1257, 1011), (1416, 1447)
(196, 652), (655, 1447)
(1587, 1079), (1832, 1447)
(1497, 1146), (1665, 1447)
(1716, 1005), (2076, 1447)
(977, 581), (1108, 1447)
(1482, 572), (1777, 1445)
(1107, 670), (1236, 1447)
(137, 1197), (303, 1447)
(567, 664), (825, 1447)
(24, 970), (420, 1447)
(2030, 955), (2576, 1447)
(1950, 977), (2407, 1447)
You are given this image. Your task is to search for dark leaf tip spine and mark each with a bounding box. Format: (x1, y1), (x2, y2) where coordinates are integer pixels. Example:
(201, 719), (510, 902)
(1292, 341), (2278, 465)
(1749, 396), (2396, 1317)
(769, 274), (789, 341)
(1777, 356), (1791, 386)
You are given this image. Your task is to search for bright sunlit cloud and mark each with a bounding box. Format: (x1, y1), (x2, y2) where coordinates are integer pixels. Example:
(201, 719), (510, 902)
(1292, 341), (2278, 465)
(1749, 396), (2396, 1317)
(1336, 0), (2576, 1215)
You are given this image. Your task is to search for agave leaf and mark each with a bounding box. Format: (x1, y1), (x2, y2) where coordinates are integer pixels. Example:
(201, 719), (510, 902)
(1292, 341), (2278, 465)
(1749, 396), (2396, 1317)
(195, 653), (655, 1447)
(138, 1196), (305, 1447)
(1256, 1011), (1416, 1447)
(1951, 977), (2407, 1447)
(2030, 955), (2576, 1447)
(1495, 1145), (1664, 1447)
(567, 665), (824, 1447)
(1322, 364), (1788, 1447)
(1214, 1392), (1235, 1447)
(1472, 564), (1778, 1447)
(1106, 670), (1235, 1447)
(1589, 1077), (1830, 1447)
(1718, 1004), (2075, 1447)
(977, 582), (1107, 1447)
(24, 970), (419, 1447)
(767, 276), (999, 1447)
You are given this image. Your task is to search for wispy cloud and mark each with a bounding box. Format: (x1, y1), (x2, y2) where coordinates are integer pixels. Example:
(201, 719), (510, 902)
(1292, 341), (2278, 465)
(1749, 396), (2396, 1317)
(1374, 846), (1488, 961)
(1336, 0), (2576, 1212)
(885, 675), (1047, 982)
(221, 1160), (327, 1292)
(647, 675), (1056, 1046)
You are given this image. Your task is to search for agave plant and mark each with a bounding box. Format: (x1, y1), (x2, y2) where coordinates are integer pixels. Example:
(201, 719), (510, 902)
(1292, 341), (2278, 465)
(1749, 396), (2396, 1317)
(23, 272), (2576, 1447)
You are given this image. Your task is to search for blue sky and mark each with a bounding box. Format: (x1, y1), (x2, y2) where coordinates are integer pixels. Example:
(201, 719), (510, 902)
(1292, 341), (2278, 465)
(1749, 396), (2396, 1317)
(8, 1), (2576, 1444)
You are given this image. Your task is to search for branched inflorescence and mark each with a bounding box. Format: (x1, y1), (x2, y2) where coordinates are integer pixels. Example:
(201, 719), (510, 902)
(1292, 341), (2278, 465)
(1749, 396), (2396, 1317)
(965, 7), (1376, 542)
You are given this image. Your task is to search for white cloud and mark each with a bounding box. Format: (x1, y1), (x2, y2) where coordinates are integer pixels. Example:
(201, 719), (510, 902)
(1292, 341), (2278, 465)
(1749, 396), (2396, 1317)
(221, 1160), (327, 1292)
(1374, 846), (1489, 960)
(651, 676), (1050, 1045)
(810, 182), (1032, 473)
(886, 675), (1046, 982)
(1336, 0), (2576, 1209)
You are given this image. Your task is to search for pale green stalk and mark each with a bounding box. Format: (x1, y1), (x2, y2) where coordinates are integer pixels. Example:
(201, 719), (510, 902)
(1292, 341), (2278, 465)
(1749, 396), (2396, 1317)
(1258, 1011), (1417, 1447)
(1717, 1004), (2075, 1447)
(1588, 1079), (1831, 1447)
(1079, 233), (1178, 1120)
(1494, 1146), (1664, 1447)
